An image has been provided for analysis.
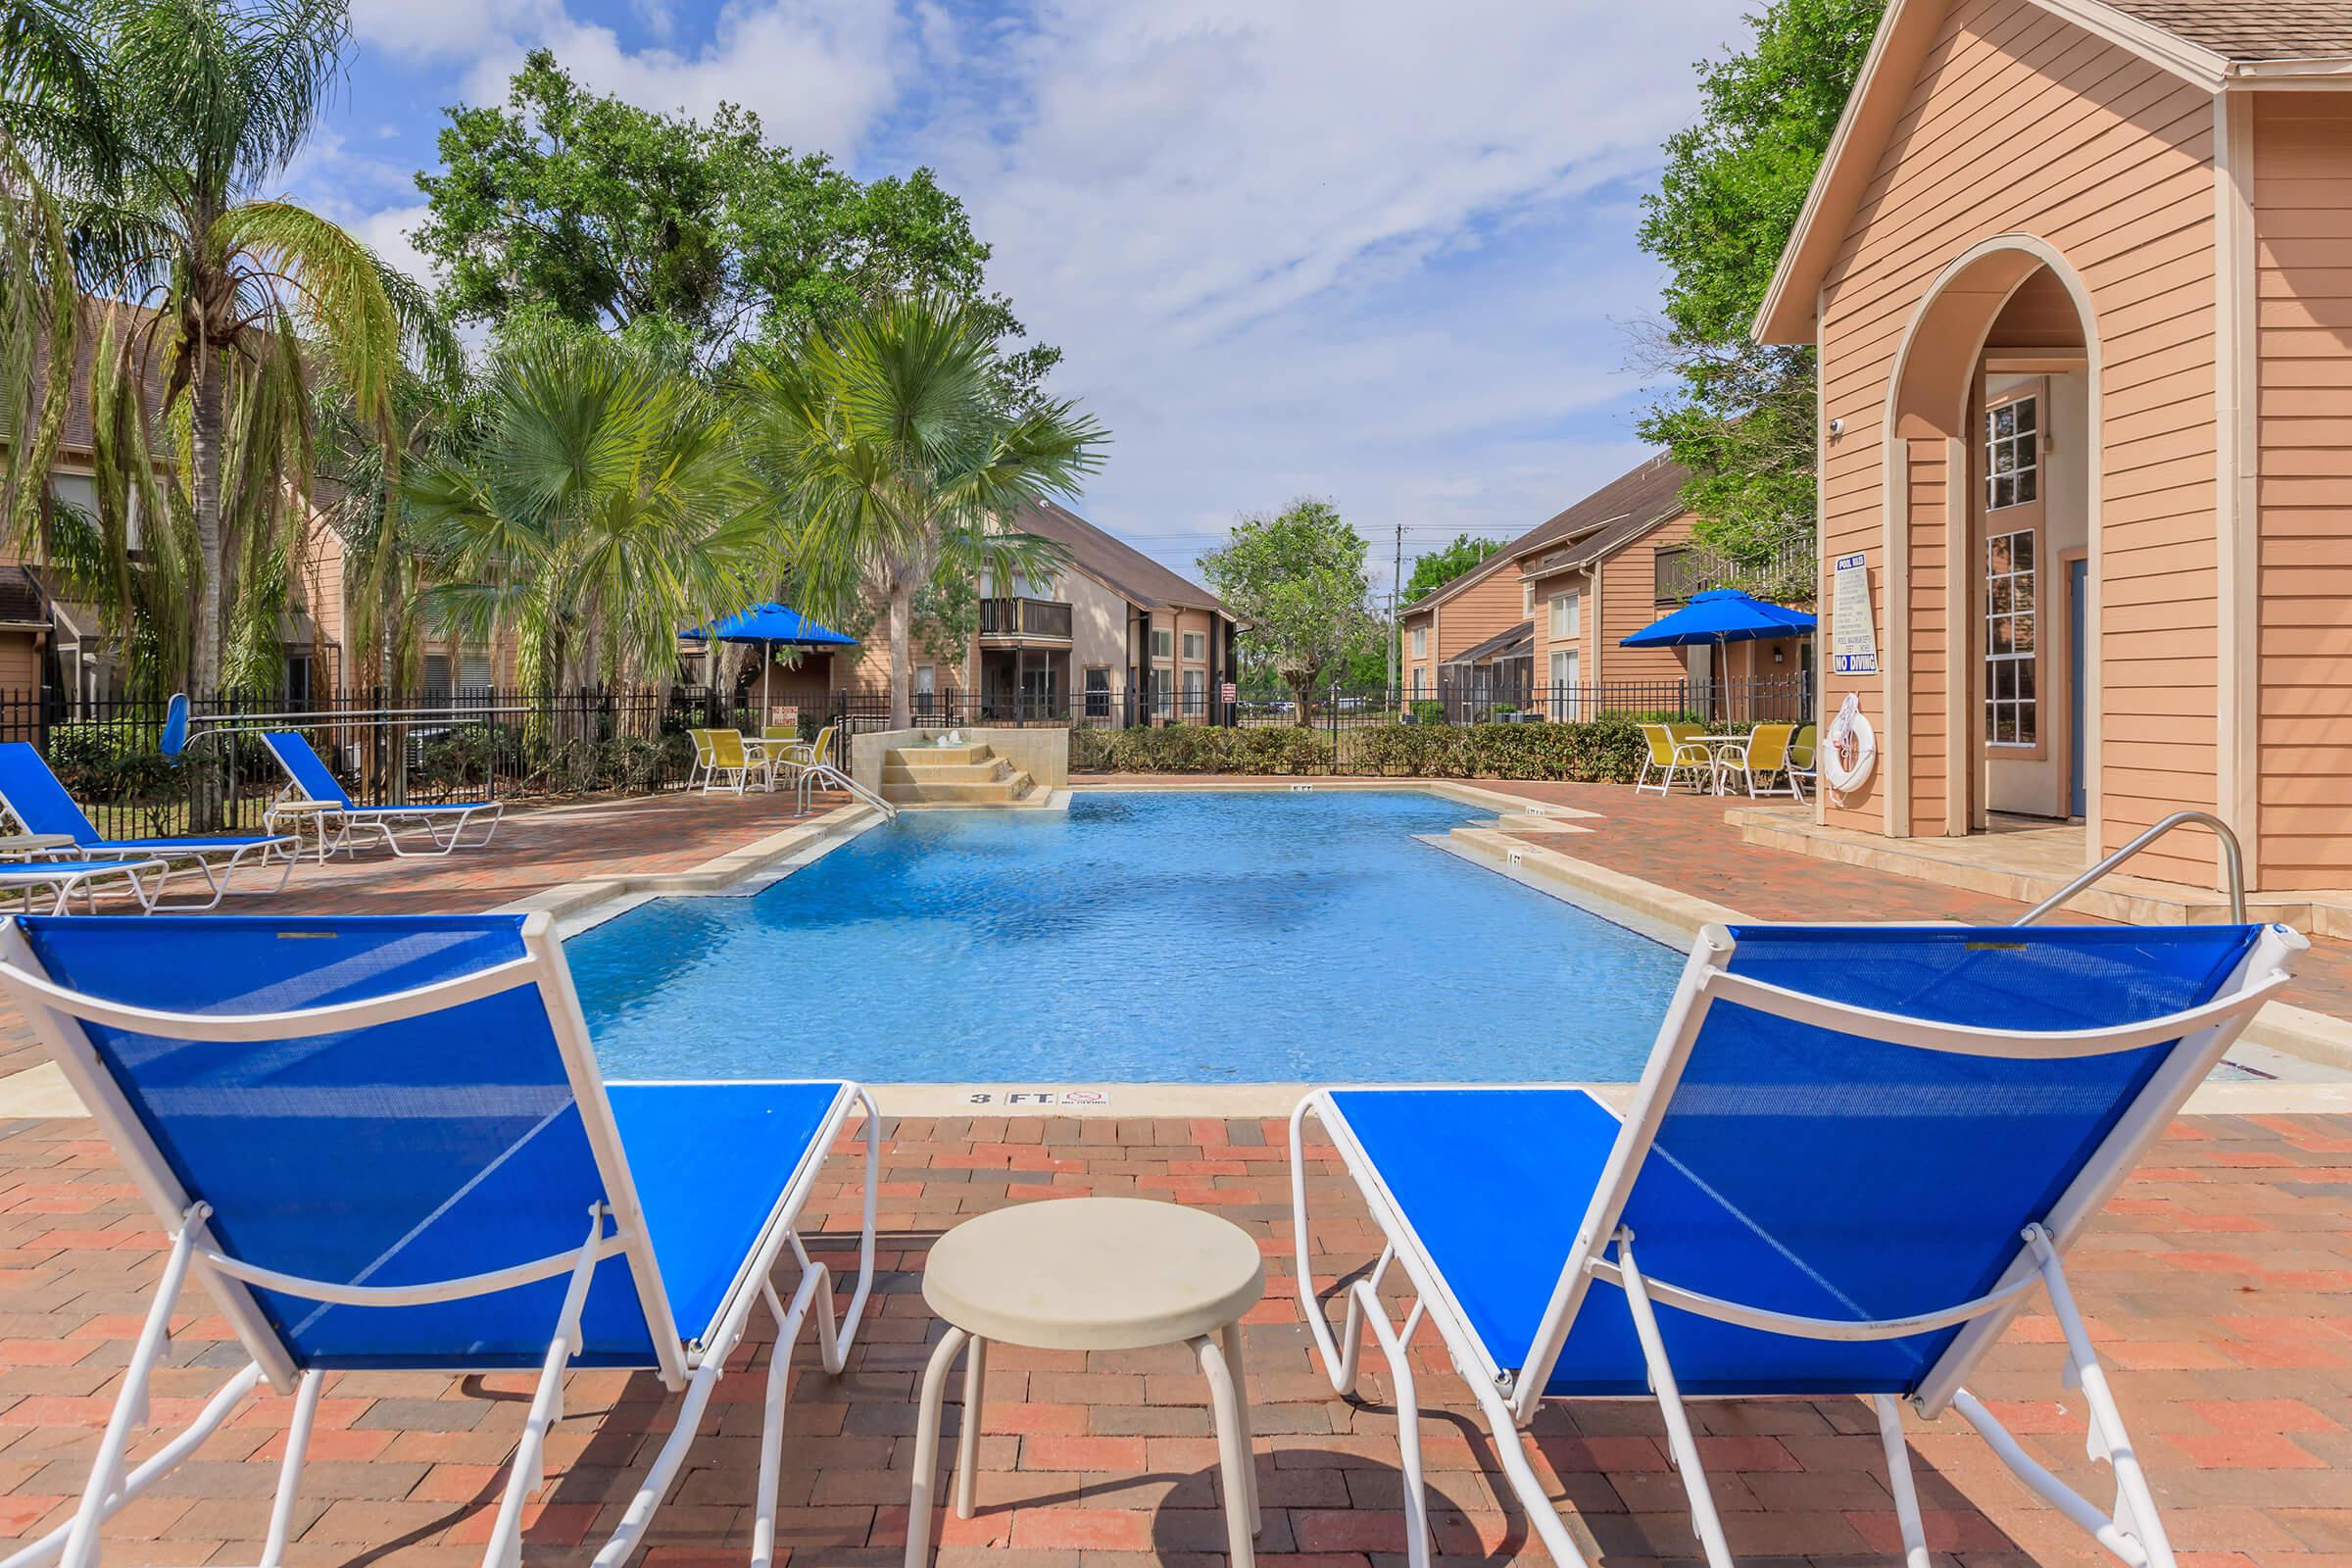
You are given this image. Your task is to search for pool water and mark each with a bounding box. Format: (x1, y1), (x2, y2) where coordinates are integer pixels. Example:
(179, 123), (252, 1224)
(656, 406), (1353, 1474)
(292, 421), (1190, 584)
(565, 790), (1688, 1083)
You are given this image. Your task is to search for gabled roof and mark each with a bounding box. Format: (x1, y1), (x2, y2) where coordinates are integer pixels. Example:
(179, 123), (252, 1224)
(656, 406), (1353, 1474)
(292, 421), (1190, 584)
(1442, 619), (1534, 667)
(1753, 0), (2352, 345)
(1010, 499), (1233, 618)
(1400, 453), (1693, 620)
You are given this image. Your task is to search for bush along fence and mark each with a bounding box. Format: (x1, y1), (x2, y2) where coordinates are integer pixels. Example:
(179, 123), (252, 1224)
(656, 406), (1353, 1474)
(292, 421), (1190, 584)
(0, 686), (795, 842)
(1066, 714), (1767, 782)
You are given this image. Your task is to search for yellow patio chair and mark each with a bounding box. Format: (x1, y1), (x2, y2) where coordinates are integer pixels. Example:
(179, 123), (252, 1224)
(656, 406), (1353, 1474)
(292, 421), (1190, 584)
(1788, 722), (1819, 803)
(1636, 723), (1711, 796)
(1718, 721), (1800, 801)
(760, 722), (835, 792)
(701, 729), (758, 796)
(685, 728), (716, 792)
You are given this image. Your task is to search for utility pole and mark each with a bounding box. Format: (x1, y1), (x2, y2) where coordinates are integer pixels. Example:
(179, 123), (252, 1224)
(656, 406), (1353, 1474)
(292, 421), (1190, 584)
(1388, 522), (1404, 694)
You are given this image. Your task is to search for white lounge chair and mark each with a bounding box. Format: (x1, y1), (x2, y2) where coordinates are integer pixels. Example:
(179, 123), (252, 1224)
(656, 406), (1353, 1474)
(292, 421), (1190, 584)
(0, 743), (296, 910)
(0, 909), (880, 1568)
(260, 730), (504, 856)
(1291, 917), (2301, 1568)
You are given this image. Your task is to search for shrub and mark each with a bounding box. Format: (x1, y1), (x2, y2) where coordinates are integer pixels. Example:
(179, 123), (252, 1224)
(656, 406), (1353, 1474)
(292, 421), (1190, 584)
(1065, 715), (1684, 782)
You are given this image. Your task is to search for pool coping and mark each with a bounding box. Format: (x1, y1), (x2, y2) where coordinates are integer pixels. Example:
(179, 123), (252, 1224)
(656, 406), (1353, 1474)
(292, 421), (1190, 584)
(2, 781), (2342, 1122)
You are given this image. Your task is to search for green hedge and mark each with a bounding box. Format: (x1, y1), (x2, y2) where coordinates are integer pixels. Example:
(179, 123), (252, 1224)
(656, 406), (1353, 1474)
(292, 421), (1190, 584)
(1070, 716), (1758, 783)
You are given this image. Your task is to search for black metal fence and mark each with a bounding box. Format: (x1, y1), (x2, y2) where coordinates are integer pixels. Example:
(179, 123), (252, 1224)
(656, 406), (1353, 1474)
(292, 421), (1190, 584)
(801, 677), (1812, 776)
(0, 686), (780, 841)
(815, 675), (1810, 735)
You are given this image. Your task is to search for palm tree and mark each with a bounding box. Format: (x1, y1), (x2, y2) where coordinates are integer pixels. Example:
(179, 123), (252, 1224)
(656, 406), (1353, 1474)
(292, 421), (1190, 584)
(735, 292), (1108, 729)
(2, 0), (454, 694)
(403, 327), (769, 695)
(0, 138), (77, 550)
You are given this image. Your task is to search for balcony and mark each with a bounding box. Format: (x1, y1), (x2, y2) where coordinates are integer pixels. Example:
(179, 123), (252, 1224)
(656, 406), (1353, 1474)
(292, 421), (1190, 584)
(979, 596), (1074, 641)
(1653, 540), (1816, 607)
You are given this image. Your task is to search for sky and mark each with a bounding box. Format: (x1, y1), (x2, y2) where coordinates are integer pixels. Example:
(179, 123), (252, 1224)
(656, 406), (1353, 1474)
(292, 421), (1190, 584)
(295, 0), (1757, 598)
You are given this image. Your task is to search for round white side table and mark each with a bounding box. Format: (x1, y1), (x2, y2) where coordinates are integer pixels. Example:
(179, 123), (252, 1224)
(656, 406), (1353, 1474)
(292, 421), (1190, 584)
(905, 1197), (1266, 1567)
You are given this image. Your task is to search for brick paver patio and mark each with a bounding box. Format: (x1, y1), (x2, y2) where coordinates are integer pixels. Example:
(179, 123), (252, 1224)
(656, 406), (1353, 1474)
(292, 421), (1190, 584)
(0, 779), (2345, 1566)
(0, 1111), (2346, 1567)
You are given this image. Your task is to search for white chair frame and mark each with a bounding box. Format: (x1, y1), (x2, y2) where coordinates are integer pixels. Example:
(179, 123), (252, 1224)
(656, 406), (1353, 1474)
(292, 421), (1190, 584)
(1708, 726), (1803, 801)
(1633, 726), (1712, 797)
(0, 799), (297, 912)
(0, 858), (169, 915)
(263, 786), (506, 858)
(0, 913), (882, 1568)
(1289, 920), (2302, 1568)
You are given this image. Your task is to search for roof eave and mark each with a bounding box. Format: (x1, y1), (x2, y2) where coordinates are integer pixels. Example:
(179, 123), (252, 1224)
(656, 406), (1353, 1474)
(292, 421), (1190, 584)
(1752, 0), (2238, 346)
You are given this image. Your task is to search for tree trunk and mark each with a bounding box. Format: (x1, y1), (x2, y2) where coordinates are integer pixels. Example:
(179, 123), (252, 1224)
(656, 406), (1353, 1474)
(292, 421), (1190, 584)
(189, 354), (226, 697)
(888, 584), (912, 730)
(1289, 670), (1318, 728)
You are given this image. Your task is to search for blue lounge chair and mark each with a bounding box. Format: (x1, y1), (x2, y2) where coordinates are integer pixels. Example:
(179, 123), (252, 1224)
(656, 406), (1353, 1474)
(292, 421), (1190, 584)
(0, 911), (879, 1568)
(259, 730), (505, 858)
(0, 743), (295, 910)
(1290, 920), (2303, 1568)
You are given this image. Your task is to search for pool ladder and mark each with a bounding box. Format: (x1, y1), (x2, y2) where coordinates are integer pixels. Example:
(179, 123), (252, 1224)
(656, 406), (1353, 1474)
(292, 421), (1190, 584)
(2010, 809), (2245, 926)
(796, 760), (898, 820)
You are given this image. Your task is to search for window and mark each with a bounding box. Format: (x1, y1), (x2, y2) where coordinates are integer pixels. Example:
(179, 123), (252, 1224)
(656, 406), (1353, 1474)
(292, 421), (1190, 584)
(914, 663), (936, 717)
(1152, 627), (1173, 659)
(1549, 649), (1580, 719)
(459, 650), (493, 691)
(1523, 581), (1535, 616)
(1410, 666), (1427, 699)
(1152, 664), (1173, 714)
(1548, 591), (1581, 642)
(1183, 667), (1205, 711)
(1085, 665), (1111, 718)
(1985, 396), (2038, 511)
(1984, 528), (2036, 747)
(1182, 631), (1205, 662)
(422, 654), (453, 702)
(1018, 568), (1056, 599)
(1410, 625), (1428, 659)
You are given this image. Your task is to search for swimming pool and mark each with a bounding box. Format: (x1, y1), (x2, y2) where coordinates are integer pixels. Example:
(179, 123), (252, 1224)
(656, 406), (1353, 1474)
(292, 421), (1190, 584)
(565, 790), (1688, 1083)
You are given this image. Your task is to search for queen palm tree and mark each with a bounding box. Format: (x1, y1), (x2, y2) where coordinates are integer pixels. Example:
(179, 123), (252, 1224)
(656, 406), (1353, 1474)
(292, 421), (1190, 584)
(2, 0), (453, 695)
(734, 292), (1107, 729)
(403, 327), (769, 695)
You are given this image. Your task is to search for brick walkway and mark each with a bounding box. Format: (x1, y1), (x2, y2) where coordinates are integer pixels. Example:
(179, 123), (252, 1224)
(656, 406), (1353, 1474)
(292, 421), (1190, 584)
(1476, 778), (2352, 1025)
(0, 780), (2346, 1566)
(0, 1112), (2346, 1566)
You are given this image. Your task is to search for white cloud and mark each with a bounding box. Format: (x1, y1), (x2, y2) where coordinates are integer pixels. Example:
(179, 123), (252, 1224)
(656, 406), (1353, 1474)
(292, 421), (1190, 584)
(888, 0), (1750, 585)
(323, 0), (1755, 589)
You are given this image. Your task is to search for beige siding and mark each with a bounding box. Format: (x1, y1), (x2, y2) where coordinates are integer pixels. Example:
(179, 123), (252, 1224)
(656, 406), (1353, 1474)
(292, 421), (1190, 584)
(2254, 93), (2352, 889)
(1598, 514), (1699, 688)
(0, 631), (41, 689)
(1814, 0), (2219, 880)
(1432, 563), (1529, 663)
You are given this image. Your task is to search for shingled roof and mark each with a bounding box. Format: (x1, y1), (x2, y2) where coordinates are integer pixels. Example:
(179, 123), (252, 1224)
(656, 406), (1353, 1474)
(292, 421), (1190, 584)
(1400, 452), (1692, 618)
(2105, 0), (2352, 60)
(1009, 499), (1233, 617)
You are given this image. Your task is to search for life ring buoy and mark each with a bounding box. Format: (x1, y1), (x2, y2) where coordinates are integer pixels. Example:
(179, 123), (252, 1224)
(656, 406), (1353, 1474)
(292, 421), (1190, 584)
(1823, 692), (1876, 804)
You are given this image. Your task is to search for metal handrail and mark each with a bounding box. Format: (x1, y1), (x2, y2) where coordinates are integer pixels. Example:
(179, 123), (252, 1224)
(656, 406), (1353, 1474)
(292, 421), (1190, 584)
(2012, 809), (2245, 926)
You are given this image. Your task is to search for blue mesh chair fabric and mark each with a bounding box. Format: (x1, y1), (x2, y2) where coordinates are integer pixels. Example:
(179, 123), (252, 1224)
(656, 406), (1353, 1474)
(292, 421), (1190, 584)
(1331, 922), (2265, 1398)
(0, 743), (285, 855)
(12, 914), (844, 1370)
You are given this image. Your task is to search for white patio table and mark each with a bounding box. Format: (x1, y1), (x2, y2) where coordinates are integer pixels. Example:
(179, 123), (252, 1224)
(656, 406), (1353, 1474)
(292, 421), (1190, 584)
(905, 1197), (1265, 1567)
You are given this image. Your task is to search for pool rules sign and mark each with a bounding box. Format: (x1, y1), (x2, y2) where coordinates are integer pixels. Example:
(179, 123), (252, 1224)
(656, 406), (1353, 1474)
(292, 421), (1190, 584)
(1831, 552), (1879, 675)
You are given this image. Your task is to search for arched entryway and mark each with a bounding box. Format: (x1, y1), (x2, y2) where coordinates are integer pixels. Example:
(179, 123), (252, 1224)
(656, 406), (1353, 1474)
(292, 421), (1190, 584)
(1881, 236), (2100, 851)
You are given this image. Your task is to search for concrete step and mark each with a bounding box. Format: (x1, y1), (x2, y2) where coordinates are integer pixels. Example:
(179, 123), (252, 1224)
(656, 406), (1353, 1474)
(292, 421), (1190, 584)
(881, 760), (1009, 784)
(885, 743), (994, 767)
(880, 771), (1036, 805)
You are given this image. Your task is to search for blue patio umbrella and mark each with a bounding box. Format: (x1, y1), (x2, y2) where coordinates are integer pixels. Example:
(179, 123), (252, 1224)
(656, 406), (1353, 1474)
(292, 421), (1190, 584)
(680, 602), (858, 713)
(1619, 588), (1816, 649)
(1621, 589), (1816, 719)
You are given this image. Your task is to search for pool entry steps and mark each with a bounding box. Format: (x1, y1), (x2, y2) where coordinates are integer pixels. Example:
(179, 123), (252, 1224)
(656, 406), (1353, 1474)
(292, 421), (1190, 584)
(879, 738), (1040, 807)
